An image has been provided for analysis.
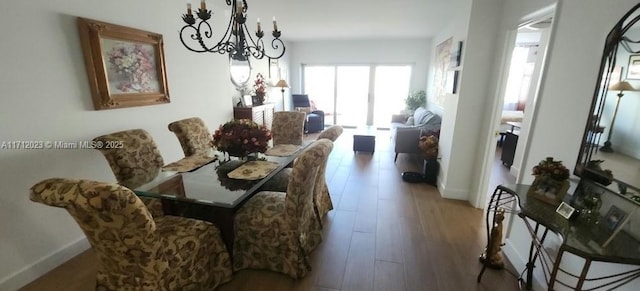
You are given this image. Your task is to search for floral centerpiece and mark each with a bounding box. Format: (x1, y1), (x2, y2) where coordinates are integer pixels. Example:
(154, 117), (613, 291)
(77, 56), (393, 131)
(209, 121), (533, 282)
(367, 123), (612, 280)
(528, 157), (571, 205)
(252, 73), (267, 105)
(212, 119), (272, 158)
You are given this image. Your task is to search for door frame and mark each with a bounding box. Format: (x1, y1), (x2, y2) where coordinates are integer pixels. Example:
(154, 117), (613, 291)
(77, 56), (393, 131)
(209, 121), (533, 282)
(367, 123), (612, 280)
(473, 6), (557, 209)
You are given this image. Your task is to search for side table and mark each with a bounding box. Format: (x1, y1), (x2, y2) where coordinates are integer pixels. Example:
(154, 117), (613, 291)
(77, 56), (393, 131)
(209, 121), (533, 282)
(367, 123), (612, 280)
(477, 184), (640, 290)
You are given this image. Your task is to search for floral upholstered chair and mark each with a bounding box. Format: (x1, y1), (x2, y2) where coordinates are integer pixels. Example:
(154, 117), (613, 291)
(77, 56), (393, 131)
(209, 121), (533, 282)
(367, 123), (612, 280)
(261, 126), (342, 226)
(168, 117), (213, 157)
(313, 125), (343, 221)
(30, 178), (233, 290)
(93, 129), (165, 216)
(317, 125), (344, 142)
(272, 111), (306, 146)
(233, 139), (333, 279)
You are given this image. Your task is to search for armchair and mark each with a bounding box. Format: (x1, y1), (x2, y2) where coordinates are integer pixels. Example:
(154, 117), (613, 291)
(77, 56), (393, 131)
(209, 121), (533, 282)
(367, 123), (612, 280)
(292, 94), (325, 133)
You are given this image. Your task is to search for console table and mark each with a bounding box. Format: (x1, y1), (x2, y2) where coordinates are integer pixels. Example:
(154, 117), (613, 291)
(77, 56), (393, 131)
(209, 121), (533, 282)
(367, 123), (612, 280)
(477, 184), (640, 290)
(233, 103), (274, 130)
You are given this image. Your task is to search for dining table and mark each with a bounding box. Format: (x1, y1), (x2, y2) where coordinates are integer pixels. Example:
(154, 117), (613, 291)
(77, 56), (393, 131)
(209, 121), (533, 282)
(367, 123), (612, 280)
(134, 143), (309, 253)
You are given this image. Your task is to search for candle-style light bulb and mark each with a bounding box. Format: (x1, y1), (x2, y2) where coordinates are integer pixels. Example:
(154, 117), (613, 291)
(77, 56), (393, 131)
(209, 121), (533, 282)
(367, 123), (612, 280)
(186, 2), (192, 15)
(200, 0), (206, 10)
(236, 0), (243, 14)
(272, 16), (278, 31)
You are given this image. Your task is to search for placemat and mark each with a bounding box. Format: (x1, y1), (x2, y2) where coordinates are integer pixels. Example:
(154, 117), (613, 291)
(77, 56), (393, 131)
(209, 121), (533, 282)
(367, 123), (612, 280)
(227, 160), (280, 180)
(265, 144), (302, 157)
(162, 154), (216, 172)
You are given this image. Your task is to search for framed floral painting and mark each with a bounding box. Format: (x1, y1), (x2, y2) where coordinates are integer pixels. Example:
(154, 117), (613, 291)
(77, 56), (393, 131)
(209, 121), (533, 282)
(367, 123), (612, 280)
(77, 18), (170, 110)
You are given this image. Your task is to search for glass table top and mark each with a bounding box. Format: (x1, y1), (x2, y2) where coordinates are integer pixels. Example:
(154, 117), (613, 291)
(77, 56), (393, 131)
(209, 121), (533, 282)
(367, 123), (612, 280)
(134, 147), (304, 209)
(500, 184), (640, 265)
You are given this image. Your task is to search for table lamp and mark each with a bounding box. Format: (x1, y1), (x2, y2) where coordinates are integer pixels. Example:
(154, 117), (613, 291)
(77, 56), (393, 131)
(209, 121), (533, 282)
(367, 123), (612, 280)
(275, 79), (289, 111)
(600, 80), (635, 152)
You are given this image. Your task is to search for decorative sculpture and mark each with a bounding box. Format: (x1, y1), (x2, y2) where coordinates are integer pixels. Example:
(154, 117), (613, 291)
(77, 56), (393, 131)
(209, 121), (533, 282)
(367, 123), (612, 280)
(480, 208), (505, 269)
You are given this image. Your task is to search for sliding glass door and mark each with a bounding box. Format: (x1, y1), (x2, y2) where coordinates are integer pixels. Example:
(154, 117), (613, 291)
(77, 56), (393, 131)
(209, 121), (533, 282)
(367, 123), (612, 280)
(303, 64), (412, 128)
(336, 66), (370, 127)
(303, 67), (336, 125)
(373, 66), (412, 127)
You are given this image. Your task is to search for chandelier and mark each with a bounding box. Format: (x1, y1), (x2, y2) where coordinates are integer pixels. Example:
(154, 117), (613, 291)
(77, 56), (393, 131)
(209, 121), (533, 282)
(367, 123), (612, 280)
(180, 0), (285, 60)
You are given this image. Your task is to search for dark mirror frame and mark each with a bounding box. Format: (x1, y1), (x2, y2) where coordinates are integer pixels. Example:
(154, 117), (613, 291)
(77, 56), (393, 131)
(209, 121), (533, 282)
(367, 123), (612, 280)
(575, 3), (640, 195)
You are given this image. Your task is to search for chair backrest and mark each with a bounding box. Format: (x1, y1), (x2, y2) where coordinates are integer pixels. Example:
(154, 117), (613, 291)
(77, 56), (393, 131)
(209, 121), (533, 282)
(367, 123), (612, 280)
(272, 111), (306, 145)
(285, 139), (333, 236)
(168, 117), (213, 157)
(292, 94), (311, 108)
(29, 178), (169, 287)
(93, 129), (164, 189)
(317, 125), (344, 142)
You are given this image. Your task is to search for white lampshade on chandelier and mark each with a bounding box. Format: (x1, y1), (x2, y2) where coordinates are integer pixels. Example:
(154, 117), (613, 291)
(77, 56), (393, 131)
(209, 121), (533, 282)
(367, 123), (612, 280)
(180, 0), (285, 61)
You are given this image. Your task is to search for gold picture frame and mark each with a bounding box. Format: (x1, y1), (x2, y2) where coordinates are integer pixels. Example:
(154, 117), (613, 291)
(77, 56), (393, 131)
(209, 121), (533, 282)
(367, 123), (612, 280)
(77, 17), (170, 110)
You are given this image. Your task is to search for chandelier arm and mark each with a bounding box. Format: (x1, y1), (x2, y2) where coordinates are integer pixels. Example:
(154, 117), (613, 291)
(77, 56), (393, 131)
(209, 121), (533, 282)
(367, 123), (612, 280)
(265, 38), (286, 59)
(179, 25), (211, 53)
(239, 23), (265, 59)
(197, 20), (229, 53)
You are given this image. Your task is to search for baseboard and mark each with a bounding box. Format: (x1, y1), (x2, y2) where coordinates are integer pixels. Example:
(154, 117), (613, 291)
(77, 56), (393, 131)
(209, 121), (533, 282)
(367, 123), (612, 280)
(503, 239), (545, 291)
(0, 237), (90, 290)
(438, 183), (469, 200)
(509, 165), (520, 179)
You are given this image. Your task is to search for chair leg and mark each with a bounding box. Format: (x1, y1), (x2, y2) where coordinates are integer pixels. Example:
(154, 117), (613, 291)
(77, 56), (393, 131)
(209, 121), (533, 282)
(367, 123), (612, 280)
(394, 153), (398, 162)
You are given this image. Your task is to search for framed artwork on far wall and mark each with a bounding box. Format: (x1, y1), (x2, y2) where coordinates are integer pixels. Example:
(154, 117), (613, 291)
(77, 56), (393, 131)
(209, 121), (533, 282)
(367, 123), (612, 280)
(626, 55), (640, 79)
(432, 37), (453, 106)
(269, 58), (280, 80)
(77, 17), (170, 110)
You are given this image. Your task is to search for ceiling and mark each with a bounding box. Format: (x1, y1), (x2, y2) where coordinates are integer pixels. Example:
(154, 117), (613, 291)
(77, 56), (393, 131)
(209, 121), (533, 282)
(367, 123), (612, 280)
(241, 0), (462, 41)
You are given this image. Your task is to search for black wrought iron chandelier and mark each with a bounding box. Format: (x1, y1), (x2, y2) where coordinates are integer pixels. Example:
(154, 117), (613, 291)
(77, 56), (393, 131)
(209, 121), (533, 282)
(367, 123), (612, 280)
(180, 0), (285, 60)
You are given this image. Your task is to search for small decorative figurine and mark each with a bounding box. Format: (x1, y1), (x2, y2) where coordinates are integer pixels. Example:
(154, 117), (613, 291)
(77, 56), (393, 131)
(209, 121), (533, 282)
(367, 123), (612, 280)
(480, 208), (505, 269)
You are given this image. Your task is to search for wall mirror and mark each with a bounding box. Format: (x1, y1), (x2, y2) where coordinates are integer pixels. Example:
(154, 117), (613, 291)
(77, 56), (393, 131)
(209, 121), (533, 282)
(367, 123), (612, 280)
(575, 3), (640, 201)
(229, 53), (251, 88)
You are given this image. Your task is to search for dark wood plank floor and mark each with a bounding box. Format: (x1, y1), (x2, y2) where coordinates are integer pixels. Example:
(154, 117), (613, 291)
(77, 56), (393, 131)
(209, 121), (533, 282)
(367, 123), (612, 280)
(20, 129), (519, 291)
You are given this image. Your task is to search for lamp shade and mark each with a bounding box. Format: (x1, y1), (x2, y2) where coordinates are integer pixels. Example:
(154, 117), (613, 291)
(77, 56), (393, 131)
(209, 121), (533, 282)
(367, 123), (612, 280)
(609, 81), (635, 92)
(275, 79), (289, 88)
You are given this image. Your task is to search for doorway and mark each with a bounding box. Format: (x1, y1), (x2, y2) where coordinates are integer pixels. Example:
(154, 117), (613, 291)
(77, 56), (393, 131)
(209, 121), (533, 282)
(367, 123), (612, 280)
(302, 64), (412, 128)
(480, 14), (555, 208)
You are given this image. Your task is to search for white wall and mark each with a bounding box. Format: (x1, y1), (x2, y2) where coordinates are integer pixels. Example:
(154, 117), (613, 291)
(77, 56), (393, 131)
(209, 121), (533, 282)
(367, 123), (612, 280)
(288, 38), (431, 103)
(433, 0), (511, 200)
(0, 0), (275, 289)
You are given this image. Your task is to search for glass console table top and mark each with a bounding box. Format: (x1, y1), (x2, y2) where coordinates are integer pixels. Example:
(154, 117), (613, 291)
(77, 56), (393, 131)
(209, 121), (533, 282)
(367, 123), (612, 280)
(134, 150), (302, 209)
(501, 184), (640, 265)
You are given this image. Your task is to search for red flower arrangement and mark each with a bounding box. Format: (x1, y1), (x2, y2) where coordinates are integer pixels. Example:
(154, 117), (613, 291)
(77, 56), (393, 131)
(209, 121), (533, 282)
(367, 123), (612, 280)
(253, 73), (267, 95)
(252, 73), (267, 104)
(212, 119), (272, 157)
(531, 157), (570, 180)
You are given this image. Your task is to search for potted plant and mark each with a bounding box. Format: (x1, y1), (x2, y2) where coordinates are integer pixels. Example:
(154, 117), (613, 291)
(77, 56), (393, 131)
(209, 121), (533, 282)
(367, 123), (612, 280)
(528, 157), (571, 205)
(405, 90), (427, 113)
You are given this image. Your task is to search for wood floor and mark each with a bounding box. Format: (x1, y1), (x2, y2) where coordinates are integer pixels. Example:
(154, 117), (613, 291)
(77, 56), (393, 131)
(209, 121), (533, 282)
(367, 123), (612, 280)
(20, 129), (519, 291)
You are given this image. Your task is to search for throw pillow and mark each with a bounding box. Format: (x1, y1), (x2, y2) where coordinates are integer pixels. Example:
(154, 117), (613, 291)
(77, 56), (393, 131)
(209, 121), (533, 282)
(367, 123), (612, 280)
(413, 107), (428, 125)
(405, 116), (415, 126)
(420, 115), (442, 133)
